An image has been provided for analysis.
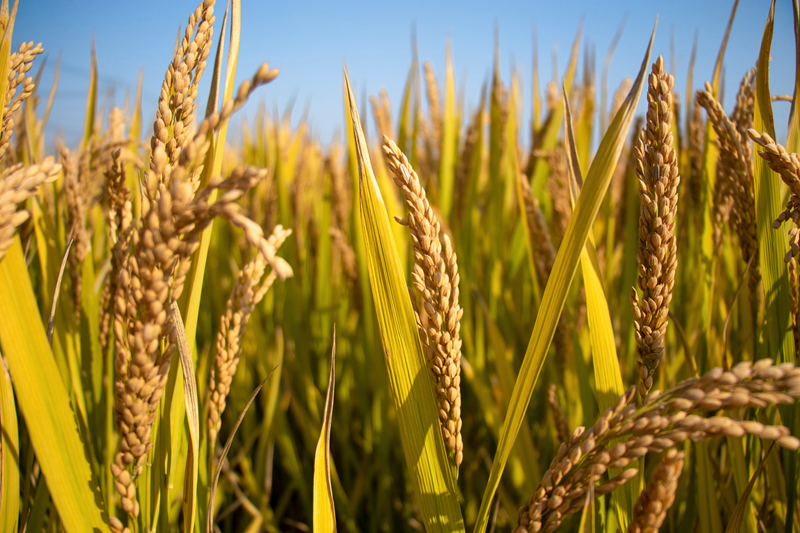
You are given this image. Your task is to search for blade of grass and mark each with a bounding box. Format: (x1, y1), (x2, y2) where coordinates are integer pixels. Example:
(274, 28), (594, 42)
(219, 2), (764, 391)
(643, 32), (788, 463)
(345, 68), (465, 533)
(0, 238), (108, 532)
(563, 82), (635, 530)
(168, 302), (199, 533)
(207, 369), (276, 533)
(81, 41), (97, 148)
(0, 333), (19, 533)
(472, 22), (655, 533)
(313, 329), (337, 533)
(439, 43), (457, 221)
(752, 4), (798, 531)
(725, 443), (775, 533)
(790, 0), (800, 151)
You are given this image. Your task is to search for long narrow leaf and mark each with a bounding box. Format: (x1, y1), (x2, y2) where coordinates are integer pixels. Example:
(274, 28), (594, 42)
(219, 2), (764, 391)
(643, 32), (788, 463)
(563, 82), (634, 530)
(345, 68), (465, 533)
(0, 238), (108, 533)
(313, 330), (337, 533)
(472, 23), (655, 533)
(0, 333), (19, 533)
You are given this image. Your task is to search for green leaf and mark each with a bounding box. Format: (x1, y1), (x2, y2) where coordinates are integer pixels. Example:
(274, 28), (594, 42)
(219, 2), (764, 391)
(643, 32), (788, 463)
(563, 82), (634, 530)
(726, 443), (775, 533)
(0, 238), (109, 533)
(439, 44), (457, 221)
(752, 4), (798, 531)
(167, 302), (199, 533)
(472, 23), (655, 533)
(313, 330), (337, 533)
(0, 336), (19, 533)
(345, 68), (465, 533)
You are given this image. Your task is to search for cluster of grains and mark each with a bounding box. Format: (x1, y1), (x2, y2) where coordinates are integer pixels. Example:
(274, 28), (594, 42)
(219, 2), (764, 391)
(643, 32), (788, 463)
(697, 76), (759, 284)
(545, 145), (570, 247)
(519, 172), (556, 286)
(546, 384), (570, 445)
(326, 144), (351, 232)
(514, 359), (800, 533)
(383, 136), (464, 466)
(61, 148), (92, 321)
(99, 149), (132, 357)
(110, 65), (288, 518)
(628, 448), (685, 533)
(423, 61), (442, 148)
(207, 224), (292, 444)
(0, 41), (43, 160)
(369, 88), (393, 141)
(748, 130), (800, 261)
(0, 158), (61, 261)
(630, 56), (680, 399)
(151, 0), (214, 170)
(454, 106), (481, 220)
(329, 226), (357, 286)
(682, 93), (705, 219)
(792, 258), (800, 357)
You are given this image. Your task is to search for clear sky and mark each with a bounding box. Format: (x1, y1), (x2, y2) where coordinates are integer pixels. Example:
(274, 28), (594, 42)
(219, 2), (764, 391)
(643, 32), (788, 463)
(15, 1), (798, 152)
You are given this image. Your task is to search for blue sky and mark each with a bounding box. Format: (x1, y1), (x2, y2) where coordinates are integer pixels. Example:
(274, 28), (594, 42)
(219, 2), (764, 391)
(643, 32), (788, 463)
(15, 1), (798, 152)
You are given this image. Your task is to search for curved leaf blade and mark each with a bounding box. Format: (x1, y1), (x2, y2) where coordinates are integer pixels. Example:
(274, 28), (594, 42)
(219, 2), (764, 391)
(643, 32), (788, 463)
(472, 23), (656, 533)
(313, 330), (337, 533)
(345, 68), (465, 533)
(0, 238), (108, 533)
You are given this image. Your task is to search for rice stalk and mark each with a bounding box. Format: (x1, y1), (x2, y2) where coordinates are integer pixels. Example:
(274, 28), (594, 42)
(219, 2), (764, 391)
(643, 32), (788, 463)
(630, 56), (680, 399)
(383, 135), (464, 467)
(748, 130), (800, 261)
(207, 224), (291, 445)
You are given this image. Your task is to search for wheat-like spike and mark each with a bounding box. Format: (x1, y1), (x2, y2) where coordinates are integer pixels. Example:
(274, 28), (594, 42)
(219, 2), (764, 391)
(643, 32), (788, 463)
(100, 149), (132, 357)
(519, 172), (556, 285)
(111, 67), (286, 519)
(329, 226), (357, 285)
(423, 61), (442, 148)
(514, 359), (800, 533)
(791, 257), (800, 357)
(62, 146), (95, 323)
(383, 135), (464, 467)
(748, 130), (800, 262)
(454, 107), (481, 219)
(732, 69), (756, 157)
(545, 145), (570, 248)
(369, 88), (393, 141)
(627, 448), (685, 533)
(519, 166), (573, 368)
(0, 41), (44, 161)
(208, 224), (291, 444)
(631, 56), (680, 399)
(545, 80), (558, 114)
(0, 158), (60, 262)
(326, 144), (350, 232)
(711, 161), (734, 251)
(696, 81), (759, 286)
(686, 94), (705, 211)
(547, 384), (571, 445)
(151, 0), (215, 171)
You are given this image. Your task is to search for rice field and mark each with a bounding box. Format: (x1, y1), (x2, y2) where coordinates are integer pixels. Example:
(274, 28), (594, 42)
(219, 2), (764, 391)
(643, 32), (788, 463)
(3, 1), (800, 532)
